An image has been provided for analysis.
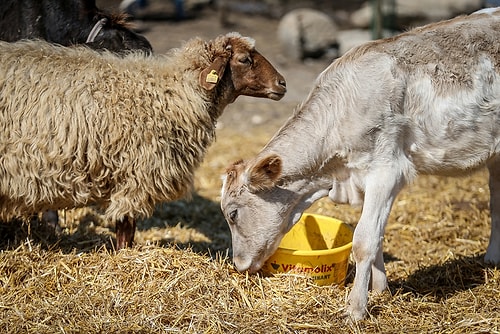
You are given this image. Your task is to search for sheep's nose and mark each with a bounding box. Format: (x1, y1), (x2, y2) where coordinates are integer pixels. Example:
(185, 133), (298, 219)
(270, 73), (287, 100)
(278, 78), (286, 88)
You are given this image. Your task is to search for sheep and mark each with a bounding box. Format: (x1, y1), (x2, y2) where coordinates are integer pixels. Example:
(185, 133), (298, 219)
(0, 32), (286, 249)
(0, 0), (154, 229)
(220, 9), (500, 320)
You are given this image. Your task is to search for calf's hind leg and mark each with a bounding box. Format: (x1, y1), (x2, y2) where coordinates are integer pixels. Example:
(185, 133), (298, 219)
(486, 159), (500, 265)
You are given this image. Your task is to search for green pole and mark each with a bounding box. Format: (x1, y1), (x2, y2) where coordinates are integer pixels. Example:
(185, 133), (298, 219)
(372, 0), (383, 40)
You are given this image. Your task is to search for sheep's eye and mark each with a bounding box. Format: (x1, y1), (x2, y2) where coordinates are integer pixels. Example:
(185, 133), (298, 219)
(239, 56), (252, 65)
(228, 209), (238, 224)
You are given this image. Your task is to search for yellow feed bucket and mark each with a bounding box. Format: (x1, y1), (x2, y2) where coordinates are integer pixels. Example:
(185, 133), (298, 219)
(263, 213), (353, 286)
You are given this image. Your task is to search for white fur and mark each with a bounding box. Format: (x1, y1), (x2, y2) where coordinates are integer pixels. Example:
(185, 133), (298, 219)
(221, 9), (500, 321)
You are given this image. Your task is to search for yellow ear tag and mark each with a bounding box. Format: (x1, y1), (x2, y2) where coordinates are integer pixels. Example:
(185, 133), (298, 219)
(206, 70), (219, 84)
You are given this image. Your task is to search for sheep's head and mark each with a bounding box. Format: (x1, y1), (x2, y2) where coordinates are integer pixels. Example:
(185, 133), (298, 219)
(199, 32), (286, 101)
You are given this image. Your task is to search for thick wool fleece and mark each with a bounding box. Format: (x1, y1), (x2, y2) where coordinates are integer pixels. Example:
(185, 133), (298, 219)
(0, 33), (250, 221)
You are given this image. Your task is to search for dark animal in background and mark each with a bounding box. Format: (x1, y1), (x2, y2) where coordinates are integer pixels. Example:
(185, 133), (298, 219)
(0, 0), (152, 54)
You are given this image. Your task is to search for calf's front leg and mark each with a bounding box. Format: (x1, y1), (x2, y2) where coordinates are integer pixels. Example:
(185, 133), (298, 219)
(486, 160), (500, 265)
(347, 168), (404, 320)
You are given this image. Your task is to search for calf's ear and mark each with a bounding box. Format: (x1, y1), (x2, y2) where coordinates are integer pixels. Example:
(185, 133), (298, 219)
(247, 154), (282, 192)
(199, 55), (229, 91)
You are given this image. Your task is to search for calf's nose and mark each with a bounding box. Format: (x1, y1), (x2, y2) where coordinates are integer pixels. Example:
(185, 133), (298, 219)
(233, 256), (250, 272)
(233, 255), (264, 274)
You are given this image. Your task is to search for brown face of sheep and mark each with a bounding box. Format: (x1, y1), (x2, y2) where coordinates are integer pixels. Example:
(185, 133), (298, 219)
(200, 40), (286, 101)
(228, 47), (287, 101)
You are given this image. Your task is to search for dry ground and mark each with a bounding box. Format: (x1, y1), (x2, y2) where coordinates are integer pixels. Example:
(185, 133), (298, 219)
(1, 2), (499, 333)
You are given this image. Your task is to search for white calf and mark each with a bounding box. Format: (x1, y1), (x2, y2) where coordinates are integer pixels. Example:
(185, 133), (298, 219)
(221, 9), (500, 320)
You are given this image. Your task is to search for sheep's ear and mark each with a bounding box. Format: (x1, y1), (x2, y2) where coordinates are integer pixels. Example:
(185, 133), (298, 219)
(246, 154), (282, 192)
(199, 56), (229, 91)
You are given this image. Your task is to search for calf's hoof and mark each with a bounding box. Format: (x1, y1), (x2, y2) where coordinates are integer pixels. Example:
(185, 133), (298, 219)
(346, 300), (367, 321)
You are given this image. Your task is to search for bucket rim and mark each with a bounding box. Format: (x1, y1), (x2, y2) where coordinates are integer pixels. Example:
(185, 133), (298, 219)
(275, 241), (353, 257)
(275, 213), (353, 257)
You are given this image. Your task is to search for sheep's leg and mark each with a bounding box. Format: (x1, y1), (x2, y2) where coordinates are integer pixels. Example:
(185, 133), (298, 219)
(41, 210), (61, 234)
(115, 216), (136, 250)
(486, 159), (500, 265)
(347, 168), (404, 320)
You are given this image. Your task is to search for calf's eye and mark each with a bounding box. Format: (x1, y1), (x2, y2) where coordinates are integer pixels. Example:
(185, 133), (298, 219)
(228, 209), (238, 223)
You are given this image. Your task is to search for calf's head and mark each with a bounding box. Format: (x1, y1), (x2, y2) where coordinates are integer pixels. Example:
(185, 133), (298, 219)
(221, 155), (304, 273)
(200, 33), (287, 101)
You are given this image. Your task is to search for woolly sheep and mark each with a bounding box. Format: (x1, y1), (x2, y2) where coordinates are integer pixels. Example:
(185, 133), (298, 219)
(0, 0), (154, 228)
(0, 32), (286, 249)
